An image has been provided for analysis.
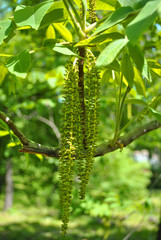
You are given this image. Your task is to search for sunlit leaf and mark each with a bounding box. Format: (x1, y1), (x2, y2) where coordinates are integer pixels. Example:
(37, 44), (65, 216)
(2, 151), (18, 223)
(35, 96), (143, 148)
(118, 0), (150, 10)
(96, 38), (128, 68)
(0, 130), (9, 137)
(0, 65), (8, 84)
(133, 67), (146, 97)
(75, 32), (123, 46)
(53, 45), (78, 56)
(46, 25), (56, 39)
(0, 19), (13, 45)
(126, 0), (161, 44)
(53, 23), (73, 42)
(93, 6), (133, 35)
(6, 50), (31, 78)
(14, 1), (53, 30)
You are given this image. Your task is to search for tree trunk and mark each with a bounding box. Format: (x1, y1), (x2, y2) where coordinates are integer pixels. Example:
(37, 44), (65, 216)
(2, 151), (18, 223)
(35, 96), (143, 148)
(3, 158), (13, 210)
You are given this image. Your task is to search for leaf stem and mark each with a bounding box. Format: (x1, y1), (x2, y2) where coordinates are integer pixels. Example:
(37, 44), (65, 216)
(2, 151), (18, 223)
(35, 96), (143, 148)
(62, 0), (86, 39)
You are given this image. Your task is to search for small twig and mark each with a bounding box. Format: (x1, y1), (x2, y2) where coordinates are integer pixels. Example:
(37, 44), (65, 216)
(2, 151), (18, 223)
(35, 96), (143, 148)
(37, 115), (61, 141)
(122, 215), (145, 240)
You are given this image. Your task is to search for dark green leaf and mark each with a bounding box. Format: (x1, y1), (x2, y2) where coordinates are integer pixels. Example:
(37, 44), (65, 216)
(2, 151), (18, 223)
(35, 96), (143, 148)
(128, 44), (152, 82)
(148, 108), (161, 123)
(126, 0), (161, 44)
(96, 38), (128, 68)
(39, 1), (66, 29)
(121, 53), (134, 87)
(93, 6), (133, 35)
(6, 50), (31, 78)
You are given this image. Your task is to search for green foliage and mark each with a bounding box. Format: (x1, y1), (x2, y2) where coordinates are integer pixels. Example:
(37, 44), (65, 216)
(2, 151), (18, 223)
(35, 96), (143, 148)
(80, 149), (151, 218)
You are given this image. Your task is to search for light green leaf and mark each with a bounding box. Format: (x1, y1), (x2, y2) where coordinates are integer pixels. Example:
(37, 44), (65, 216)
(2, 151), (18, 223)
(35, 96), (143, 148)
(53, 45), (78, 56)
(148, 60), (161, 69)
(46, 25), (56, 39)
(95, 0), (116, 10)
(75, 32), (123, 46)
(118, 0), (150, 10)
(14, 1), (53, 30)
(121, 53), (134, 87)
(96, 38), (128, 68)
(126, 0), (161, 44)
(0, 130), (9, 137)
(148, 108), (161, 123)
(125, 98), (147, 106)
(53, 23), (73, 42)
(7, 142), (21, 148)
(93, 6), (133, 35)
(6, 50), (31, 78)
(0, 65), (8, 84)
(151, 68), (161, 77)
(133, 67), (146, 97)
(0, 19), (13, 45)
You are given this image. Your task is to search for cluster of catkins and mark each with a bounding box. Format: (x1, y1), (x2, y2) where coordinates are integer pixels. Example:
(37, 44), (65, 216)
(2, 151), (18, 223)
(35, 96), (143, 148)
(59, 50), (100, 235)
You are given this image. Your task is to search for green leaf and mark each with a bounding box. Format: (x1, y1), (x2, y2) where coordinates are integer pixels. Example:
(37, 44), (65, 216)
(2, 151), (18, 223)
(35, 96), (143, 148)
(75, 32), (123, 46)
(6, 50), (31, 78)
(96, 38), (128, 68)
(53, 23), (73, 42)
(128, 44), (152, 82)
(118, 0), (150, 10)
(0, 19), (13, 45)
(0, 65), (8, 84)
(148, 108), (161, 123)
(53, 45), (78, 56)
(39, 1), (66, 29)
(133, 67), (146, 96)
(46, 25), (56, 39)
(148, 60), (161, 69)
(121, 53), (134, 87)
(125, 98), (147, 106)
(14, 1), (53, 30)
(95, 0), (116, 10)
(126, 0), (161, 44)
(0, 130), (9, 137)
(93, 6), (133, 35)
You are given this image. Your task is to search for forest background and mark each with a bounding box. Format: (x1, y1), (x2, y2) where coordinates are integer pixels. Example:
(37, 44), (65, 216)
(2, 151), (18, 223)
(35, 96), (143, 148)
(0, 0), (161, 239)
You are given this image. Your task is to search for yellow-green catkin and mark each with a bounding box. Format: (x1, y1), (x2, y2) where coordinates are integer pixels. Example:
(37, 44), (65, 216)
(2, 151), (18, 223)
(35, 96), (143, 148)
(59, 60), (79, 236)
(59, 51), (100, 235)
(89, 0), (96, 23)
(79, 50), (100, 199)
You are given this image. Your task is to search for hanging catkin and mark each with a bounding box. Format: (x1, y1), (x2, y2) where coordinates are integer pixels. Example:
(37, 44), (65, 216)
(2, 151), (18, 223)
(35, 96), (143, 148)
(59, 60), (79, 235)
(59, 50), (100, 235)
(79, 50), (100, 199)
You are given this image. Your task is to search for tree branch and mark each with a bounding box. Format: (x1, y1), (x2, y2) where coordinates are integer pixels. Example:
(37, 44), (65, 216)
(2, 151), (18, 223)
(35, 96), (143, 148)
(0, 111), (160, 159)
(95, 120), (161, 157)
(0, 111), (59, 158)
